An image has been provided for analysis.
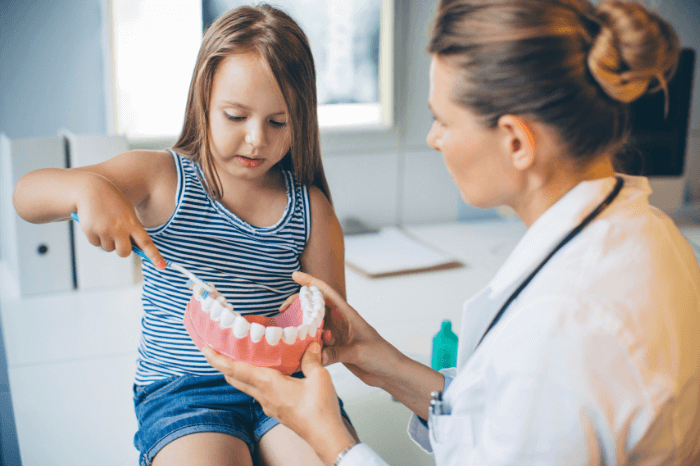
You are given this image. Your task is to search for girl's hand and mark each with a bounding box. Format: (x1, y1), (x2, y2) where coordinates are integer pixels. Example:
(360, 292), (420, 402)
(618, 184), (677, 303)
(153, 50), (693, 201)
(76, 175), (165, 269)
(291, 271), (402, 389)
(202, 344), (356, 465)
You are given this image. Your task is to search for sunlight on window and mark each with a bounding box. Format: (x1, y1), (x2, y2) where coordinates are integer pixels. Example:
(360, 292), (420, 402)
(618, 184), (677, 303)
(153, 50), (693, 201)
(111, 0), (202, 139)
(318, 103), (382, 128)
(111, 0), (392, 139)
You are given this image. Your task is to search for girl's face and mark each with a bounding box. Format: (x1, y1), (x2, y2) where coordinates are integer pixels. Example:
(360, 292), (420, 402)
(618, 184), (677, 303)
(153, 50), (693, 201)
(208, 53), (291, 182)
(426, 56), (516, 209)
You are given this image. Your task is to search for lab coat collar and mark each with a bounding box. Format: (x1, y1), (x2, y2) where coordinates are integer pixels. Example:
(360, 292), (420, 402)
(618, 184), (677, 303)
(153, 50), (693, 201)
(487, 174), (651, 299)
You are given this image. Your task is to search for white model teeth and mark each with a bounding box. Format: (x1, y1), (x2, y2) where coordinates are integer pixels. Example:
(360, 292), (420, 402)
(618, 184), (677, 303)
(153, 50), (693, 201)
(250, 323), (266, 342)
(196, 285), (325, 343)
(233, 315), (251, 338)
(311, 316), (322, 332)
(283, 326), (299, 344)
(209, 301), (225, 320)
(300, 285), (325, 328)
(298, 324), (309, 341)
(219, 306), (237, 328)
(201, 296), (214, 311)
(265, 326), (284, 345)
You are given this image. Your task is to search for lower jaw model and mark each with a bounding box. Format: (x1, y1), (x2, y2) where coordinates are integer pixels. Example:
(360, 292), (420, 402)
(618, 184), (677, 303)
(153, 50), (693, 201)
(184, 282), (325, 375)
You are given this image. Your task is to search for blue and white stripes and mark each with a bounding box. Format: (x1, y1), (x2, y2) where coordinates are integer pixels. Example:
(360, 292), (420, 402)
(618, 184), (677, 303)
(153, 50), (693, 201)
(134, 151), (310, 384)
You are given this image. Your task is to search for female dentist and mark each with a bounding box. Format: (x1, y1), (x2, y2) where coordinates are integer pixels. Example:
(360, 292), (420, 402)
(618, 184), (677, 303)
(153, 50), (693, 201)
(204, 0), (700, 464)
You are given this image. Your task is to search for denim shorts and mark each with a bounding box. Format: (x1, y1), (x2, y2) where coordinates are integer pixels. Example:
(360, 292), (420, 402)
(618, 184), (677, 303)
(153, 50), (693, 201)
(133, 373), (351, 466)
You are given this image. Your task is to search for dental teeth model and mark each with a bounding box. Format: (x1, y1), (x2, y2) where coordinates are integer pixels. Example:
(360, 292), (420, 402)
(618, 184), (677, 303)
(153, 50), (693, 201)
(184, 281), (325, 375)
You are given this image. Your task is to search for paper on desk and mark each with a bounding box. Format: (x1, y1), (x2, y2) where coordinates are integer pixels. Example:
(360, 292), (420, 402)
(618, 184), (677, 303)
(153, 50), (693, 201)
(344, 227), (464, 278)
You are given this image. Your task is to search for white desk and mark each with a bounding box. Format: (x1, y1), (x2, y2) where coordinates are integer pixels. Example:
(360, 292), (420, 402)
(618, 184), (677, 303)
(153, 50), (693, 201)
(3, 218), (698, 466)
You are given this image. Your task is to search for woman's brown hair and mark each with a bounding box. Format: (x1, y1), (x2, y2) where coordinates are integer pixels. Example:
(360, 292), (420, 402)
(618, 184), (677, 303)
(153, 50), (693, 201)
(172, 4), (331, 202)
(428, 0), (681, 164)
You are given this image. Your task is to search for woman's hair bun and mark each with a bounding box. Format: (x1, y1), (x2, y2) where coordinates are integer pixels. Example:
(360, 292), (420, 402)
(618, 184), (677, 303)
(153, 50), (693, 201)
(587, 0), (680, 104)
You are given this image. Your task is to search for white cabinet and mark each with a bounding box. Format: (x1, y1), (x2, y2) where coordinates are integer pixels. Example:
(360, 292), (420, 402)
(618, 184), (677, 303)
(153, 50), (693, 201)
(0, 132), (137, 296)
(0, 134), (74, 296)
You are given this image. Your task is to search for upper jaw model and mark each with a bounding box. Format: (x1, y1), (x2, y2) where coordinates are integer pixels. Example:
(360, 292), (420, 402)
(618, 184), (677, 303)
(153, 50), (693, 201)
(184, 282), (325, 375)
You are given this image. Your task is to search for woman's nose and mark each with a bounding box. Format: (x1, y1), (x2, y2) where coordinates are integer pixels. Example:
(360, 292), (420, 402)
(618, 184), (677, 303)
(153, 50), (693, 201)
(426, 122), (441, 151)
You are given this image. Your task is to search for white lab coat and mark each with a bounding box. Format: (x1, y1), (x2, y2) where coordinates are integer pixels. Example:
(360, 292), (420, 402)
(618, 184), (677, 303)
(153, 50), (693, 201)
(340, 175), (700, 466)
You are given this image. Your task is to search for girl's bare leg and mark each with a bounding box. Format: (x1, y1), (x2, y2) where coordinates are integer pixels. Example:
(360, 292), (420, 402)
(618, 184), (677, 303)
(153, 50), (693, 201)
(152, 432), (253, 466)
(256, 418), (359, 466)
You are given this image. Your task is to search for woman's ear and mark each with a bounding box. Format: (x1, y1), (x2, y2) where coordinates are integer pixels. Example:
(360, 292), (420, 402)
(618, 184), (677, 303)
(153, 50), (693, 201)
(498, 115), (536, 171)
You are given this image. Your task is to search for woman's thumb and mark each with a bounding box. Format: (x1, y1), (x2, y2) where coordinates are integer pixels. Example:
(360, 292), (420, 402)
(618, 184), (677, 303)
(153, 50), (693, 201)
(300, 342), (323, 376)
(321, 345), (340, 367)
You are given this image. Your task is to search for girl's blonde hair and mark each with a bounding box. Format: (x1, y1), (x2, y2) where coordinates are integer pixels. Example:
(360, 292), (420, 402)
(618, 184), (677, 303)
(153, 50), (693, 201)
(428, 0), (681, 164)
(173, 4), (331, 202)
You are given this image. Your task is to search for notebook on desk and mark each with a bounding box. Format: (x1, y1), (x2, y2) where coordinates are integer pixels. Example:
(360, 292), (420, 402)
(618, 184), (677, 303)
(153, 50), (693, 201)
(344, 227), (464, 278)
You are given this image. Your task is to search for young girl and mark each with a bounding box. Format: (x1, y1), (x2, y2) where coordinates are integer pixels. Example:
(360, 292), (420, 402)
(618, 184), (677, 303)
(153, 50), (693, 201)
(13, 5), (355, 465)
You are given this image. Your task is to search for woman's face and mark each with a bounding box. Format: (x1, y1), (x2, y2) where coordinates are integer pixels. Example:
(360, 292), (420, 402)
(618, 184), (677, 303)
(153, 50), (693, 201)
(426, 56), (515, 209)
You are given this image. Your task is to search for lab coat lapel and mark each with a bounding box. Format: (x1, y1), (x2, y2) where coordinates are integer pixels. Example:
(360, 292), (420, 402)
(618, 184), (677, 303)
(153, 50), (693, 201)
(457, 176), (623, 369)
(456, 281), (520, 369)
(487, 176), (620, 299)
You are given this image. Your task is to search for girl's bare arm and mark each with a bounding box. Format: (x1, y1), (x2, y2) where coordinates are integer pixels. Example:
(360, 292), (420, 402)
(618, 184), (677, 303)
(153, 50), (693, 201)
(299, 186), (346, 299)
(12, 150), (176, 264)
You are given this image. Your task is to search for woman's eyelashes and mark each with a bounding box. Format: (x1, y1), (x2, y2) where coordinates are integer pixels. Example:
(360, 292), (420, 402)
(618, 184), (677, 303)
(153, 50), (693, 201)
(224, 113), (287, 127)
(430, 112), (445, 127)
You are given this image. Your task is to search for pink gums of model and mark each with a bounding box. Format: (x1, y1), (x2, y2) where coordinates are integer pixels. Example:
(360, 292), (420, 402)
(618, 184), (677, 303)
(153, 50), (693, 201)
(185, 295), (324, 375)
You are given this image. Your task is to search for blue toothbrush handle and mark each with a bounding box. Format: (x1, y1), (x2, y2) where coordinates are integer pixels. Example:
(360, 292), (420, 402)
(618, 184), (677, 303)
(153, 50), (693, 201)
(70, 212), (151, 264)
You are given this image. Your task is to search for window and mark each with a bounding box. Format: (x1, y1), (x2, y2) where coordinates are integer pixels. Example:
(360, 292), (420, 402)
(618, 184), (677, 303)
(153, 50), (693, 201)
(110, 0), (393, 141)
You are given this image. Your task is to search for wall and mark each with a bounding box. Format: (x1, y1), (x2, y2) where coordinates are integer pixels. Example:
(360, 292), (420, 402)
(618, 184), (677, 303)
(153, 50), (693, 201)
(0, 2), (109, 463)
(0, 1), (108, 140)
(661, 0), (700, 200)
(2, 1), (699, 230)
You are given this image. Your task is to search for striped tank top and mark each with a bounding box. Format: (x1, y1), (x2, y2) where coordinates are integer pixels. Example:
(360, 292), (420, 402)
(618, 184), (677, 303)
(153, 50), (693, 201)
(135, 151), (311, 384)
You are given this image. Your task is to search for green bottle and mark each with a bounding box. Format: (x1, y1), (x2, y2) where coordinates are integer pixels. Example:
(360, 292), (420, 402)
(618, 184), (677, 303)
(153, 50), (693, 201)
(431, 320), (458, 370)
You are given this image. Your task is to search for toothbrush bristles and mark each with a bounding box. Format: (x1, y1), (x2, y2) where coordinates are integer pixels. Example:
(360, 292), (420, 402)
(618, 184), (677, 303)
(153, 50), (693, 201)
(168, 261), (212, 296)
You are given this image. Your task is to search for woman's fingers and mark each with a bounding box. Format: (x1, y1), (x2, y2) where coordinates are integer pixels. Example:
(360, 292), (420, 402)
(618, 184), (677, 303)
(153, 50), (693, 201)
(292, 271), (355, 329)
(204, 343), (350, 461)
(300, 342), (323, 376)
(202, 347), (287, 395)
(292, 271), (344, 308)
(323, 329), (333, 344)
(322, 345), (341, 367)
(202, 347), (265, 398)
(278, 293), (299, 313)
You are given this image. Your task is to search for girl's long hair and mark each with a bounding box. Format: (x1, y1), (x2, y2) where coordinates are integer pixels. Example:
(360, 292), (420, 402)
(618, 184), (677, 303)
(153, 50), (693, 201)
(172, 4), (331, 202)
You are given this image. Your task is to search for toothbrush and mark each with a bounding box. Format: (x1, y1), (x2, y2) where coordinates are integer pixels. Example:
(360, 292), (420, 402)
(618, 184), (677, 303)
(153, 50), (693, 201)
(70, 212), (211, 297)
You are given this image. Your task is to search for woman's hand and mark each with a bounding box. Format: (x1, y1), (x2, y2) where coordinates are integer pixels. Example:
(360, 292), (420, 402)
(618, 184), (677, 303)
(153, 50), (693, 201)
(291, 271), (403, 389)
(75, 173), (165, 268)
(278, 292), (299, 313)
(202, 343), (356, 465)
(293, 271), (446, 420)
